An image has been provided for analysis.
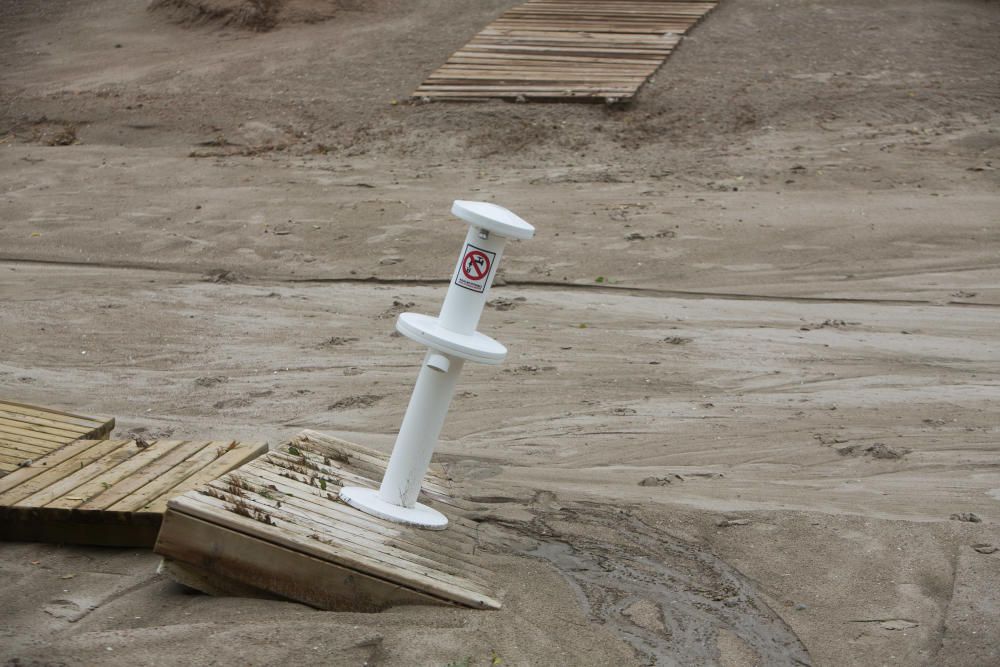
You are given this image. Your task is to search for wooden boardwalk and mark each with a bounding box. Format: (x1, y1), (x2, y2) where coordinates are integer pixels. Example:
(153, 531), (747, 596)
(0, 400), (114, 476)
(0, 438), (265, 546)
(414, 0), (719, 101)
(156, 431), (499, 611)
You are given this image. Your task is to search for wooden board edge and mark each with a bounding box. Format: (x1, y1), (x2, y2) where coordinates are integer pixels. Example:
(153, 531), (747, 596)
(89, 417), (115, 439)
(158, 558), (284, 600)
(0, 401), (115, 430)
(0, 505), (160, 547)
(154, 508), (502, 611)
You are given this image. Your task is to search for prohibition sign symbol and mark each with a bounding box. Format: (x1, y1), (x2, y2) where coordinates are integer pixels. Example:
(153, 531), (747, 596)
(462, 250), (491, 281)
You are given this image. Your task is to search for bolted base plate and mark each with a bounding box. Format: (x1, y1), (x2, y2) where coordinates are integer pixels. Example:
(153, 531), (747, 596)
(339, 486), (449, 530)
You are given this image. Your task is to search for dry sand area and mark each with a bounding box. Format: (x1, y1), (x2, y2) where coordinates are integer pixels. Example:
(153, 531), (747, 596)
(2, 0), (999, 665)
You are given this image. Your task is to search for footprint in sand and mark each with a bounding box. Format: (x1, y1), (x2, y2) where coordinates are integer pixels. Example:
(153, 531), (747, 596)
(43, 598), (82, 620)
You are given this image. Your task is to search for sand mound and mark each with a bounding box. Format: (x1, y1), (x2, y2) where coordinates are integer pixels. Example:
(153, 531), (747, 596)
(149, 0), (346, 31)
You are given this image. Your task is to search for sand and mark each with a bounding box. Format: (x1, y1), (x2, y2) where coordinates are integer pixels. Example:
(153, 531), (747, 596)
(1, 0), (998, 664)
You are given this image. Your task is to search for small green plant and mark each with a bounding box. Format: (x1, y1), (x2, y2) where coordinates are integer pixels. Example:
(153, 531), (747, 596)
(287, 445), (301, 456)
(595, 276), (605, 283)
(443, 650), (501, 667)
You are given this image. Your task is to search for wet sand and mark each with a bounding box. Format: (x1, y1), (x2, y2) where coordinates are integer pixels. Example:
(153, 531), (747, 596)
(1, 0), (999, 664)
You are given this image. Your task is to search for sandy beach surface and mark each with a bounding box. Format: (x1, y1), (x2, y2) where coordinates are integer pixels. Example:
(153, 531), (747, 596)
(1, 0), (998, 664)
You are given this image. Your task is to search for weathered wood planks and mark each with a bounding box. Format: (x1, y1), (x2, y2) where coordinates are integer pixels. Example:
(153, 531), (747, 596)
(0, 438), (266, 546)
(0, 400), (114, 476)
(155, 431), (499, 611)
(414, 0), (719, 101)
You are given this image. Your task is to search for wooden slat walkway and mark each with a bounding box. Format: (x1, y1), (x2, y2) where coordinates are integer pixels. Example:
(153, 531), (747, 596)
(0, 400), (114, 476)
(287, 429), (477, 515)
(156, 431), (499, 611)
(414, 0), (719, 101)
(0, 438), (266, 546)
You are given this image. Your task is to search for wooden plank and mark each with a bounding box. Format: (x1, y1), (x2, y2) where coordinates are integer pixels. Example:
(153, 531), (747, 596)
(477, 29), (684, 41)
(417, 90), (633, 100)
(0, 416), (93, 440)
(288, 431), (475, 512)
(77, 440), (209, 509)
(0, 438), (269, 547)
(0, 422), (77, 445)
(17, 441), (144, 508)
(513, 4), (712, 12)
(44, 439), (185, 510)
(212, 465), (490, 576)
(236, 465), (481, 563)
(0, 440), (51, 456)
(449, 51), (663, 64)
(432, 57), (661, 68)
(0, 400), (114, 478)
(413, 0), (718, 101)
(0, 506), (161, 547)
(0, 438), (110, 495)
(416, 87), (640, 95)
(159, 557), (284, 601)
(142, 441), (267, 513)
(0, 439), (129, 504)
(103, 441), (225, 512)
(438, 64), (659, 73)
(0, 453), (23, 466)
(156, 511), (446, 611)
(0, 445), (46, 462)
(155, 429), (500, 610)
(458, 48), (672, 59)
(265, 450), (481, 535)
(429, 66), (655, 75)
(199, 479), (492, 590)
(0, 429), (72, 451)
(462, 44), (674, 55)
(426, 74), (653, 83)
(166, 492), (500, 609)
(262, 452), (481, 531)
(0, 409), (95, 435)
(0, 401), (112, 431)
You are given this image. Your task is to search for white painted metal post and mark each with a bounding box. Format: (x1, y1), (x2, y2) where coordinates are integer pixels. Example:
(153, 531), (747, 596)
(438, 224), (507, 335)
(340, 201), (534, 529)
(378, 350), (465, 509)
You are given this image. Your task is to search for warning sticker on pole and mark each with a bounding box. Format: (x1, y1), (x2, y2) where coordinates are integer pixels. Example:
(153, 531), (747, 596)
(455, 243), (496, 293)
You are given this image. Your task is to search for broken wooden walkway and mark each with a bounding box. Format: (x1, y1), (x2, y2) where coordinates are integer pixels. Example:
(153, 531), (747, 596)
(414, 0), (719, 101)
(156, 430), (499, 611)
(0, 400), (114, 476)
(0, 438), (265, 546)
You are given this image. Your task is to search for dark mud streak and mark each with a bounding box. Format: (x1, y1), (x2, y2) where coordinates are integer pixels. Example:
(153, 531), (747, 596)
(487, 506), (812, 666)
(2, 258), (997, 309)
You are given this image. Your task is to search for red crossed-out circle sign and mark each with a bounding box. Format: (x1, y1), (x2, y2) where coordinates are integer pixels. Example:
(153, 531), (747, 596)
(461, 250), (491, 281)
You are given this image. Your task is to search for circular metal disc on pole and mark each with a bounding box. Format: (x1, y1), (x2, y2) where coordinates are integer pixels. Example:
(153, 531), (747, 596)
(396, 312), (507, 365)
(451, 201), (536, 239)
(339, 486), (448, 530)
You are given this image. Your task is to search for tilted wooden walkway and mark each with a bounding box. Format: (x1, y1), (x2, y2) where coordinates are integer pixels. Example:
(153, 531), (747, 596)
(0, 400), (114, 476)
(414, 0), (719, 101)
(156, 430), (499, 611)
